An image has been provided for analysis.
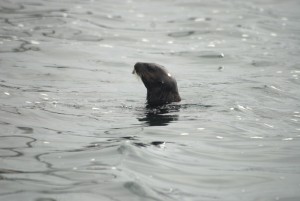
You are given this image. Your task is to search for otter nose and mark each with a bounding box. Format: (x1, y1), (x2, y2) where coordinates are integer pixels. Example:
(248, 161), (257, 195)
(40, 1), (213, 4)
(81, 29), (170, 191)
(134, 62), (145, 73)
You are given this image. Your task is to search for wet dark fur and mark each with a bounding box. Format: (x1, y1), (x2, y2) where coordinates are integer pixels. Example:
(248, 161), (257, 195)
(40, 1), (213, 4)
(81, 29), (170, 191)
(133, 62), (181, 106)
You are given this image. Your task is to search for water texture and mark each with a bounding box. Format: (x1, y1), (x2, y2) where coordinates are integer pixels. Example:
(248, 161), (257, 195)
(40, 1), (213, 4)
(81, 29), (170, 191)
(1, 0), (300, 200)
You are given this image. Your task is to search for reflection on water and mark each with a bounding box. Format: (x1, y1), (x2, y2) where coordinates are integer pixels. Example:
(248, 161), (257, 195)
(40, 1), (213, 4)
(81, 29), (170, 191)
(138, 105), (180, 126)
(1, 0), (300, 200)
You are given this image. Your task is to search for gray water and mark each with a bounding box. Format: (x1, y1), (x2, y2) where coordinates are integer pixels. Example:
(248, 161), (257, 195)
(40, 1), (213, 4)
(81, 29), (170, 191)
(1, 0), (300, 200)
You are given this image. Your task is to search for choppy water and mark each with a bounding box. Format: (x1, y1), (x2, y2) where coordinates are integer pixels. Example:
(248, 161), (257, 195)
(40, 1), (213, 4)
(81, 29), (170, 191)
(1, 0), (300, 200)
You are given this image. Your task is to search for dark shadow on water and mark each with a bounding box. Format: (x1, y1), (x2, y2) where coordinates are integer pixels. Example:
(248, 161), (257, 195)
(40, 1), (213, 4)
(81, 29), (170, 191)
(137, 104), (180, 126)
(133, 141), (167, 148)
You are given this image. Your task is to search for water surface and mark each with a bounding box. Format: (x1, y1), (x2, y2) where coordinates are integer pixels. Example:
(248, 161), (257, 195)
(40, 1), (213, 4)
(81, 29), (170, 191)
(1, 0), (300, 200)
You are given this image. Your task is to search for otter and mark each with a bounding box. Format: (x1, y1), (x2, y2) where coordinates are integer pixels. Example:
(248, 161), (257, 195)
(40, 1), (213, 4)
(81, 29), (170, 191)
(133, 62), (181, 106)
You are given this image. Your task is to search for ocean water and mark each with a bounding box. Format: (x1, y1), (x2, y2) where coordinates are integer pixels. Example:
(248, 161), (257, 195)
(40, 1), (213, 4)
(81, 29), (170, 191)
(1, 0), (300, 200)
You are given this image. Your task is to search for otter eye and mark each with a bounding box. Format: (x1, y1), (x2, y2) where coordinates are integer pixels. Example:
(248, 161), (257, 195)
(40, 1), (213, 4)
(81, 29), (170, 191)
(147, 66), (156, 72)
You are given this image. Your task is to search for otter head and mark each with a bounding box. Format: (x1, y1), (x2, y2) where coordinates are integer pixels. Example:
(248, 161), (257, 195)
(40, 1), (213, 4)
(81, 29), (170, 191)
(133, 62), (181, 106)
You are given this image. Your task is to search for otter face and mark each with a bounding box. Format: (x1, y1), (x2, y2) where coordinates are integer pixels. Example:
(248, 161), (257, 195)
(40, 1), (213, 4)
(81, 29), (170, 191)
(133, 62), (181, 106)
